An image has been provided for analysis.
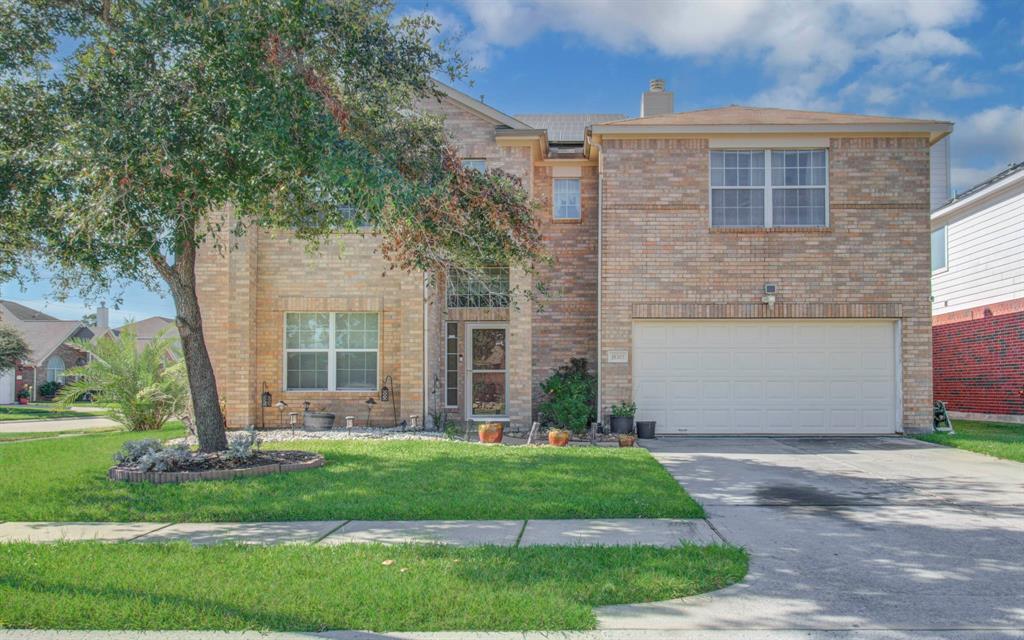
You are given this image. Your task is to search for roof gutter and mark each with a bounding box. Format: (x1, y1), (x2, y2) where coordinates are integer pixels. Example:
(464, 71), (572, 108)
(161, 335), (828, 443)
(931, 166), (1024, 225)
(591, 122), (953, 145)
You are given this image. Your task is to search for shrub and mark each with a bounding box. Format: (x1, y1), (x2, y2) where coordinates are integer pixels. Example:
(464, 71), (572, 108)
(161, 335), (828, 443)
(55, 326), (187, 431)
(113, 439), (164, 464)
(38, 380), (63, 398)
(611, 401), (637, 418)
(224, 428), (261, 461)
(113, 439), (193, 472)
(0, 325), (29, 370)
(538, 358), (596, 435)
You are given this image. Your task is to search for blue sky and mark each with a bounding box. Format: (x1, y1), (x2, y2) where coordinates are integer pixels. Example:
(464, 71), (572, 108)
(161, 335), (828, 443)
(4, 0), (1022, 323)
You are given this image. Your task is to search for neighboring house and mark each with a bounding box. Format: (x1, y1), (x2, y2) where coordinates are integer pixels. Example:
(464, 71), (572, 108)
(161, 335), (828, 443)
(931, 162), (1024, 424)
(94, 314), (180, 361)
(197, 79), (951, 435)
(0, 300), (94, 403)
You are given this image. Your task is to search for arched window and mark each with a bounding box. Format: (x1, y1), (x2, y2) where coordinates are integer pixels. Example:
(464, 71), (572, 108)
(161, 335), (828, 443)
(45, 356), (65, 382)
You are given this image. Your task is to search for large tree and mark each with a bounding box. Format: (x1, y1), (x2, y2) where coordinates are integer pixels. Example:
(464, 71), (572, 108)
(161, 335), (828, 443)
(1, 1), (543, 451)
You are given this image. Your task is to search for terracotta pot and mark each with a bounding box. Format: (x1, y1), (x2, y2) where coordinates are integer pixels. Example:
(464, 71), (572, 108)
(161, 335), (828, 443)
(547, 429), (570, 447)
(17, 397), (29, 405)
(478, 422), (504, 444)
(618, 434), (637, 448)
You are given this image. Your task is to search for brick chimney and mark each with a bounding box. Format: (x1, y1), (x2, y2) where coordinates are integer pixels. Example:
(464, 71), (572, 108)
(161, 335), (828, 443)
(641, 78), (674, 118)
(96, 304), (109, 332)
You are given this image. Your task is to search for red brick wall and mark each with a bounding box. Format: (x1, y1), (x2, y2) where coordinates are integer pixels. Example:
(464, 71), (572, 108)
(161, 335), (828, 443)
(933, 300), (1024, 416)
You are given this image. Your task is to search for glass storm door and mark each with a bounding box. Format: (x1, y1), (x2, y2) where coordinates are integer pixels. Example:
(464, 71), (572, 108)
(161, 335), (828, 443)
(467, 325), (508, 419)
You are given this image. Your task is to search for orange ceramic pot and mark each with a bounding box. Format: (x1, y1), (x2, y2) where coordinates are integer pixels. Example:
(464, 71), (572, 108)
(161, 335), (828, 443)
(547, 429), (571, 447)
(478, 422), (504, 444)
(618, 434), (637, 448)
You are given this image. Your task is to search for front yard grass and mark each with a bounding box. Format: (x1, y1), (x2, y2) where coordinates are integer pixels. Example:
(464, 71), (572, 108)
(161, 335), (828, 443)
(0, 541), (746, 631)
(0, 423), (703, 521)
(0, 405), (84, 421)
(915, 419), (1024, 463)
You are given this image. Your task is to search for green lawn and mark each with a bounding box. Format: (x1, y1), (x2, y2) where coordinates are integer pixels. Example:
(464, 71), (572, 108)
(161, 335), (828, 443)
(0, 405), (84, 421)
(915, 419), (1024, 463)
(0, 424), (703, 521)
(0, 542), (746, 631)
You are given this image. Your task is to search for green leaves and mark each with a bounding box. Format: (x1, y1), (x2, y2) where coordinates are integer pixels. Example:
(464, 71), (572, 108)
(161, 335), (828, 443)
(0, 325), (30, 370)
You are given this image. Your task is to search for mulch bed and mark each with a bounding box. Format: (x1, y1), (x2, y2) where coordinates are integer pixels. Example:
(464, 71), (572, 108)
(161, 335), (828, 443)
(108, 450), (324, 484)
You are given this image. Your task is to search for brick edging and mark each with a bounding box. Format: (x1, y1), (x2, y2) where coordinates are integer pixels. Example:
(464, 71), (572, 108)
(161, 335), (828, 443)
(107, 453), (325, 484)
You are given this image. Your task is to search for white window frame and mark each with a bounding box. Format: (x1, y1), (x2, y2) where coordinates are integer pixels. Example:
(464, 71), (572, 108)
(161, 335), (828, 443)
(931, 225), (948, 273)
(283, 312), (380, 392)
(45, 356), (65, 383)
(709, 148), (829, 229)
(552, 178), (582, 220)
(461, 158), (487, 172)
(444, 321), (458, 408)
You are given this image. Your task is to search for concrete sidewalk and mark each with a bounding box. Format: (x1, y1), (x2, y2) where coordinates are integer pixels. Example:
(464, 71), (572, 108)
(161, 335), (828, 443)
(0, 518), (721, 547)
(0, 415), (119, 433)
(2, 631), (1021, 640)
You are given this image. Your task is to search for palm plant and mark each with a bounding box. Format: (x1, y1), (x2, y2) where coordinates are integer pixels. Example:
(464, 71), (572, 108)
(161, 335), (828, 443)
(56, 328), (187, 431)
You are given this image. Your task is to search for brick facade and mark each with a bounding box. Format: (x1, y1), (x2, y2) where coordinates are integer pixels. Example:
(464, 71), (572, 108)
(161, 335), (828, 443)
(196, 91), (937, 434)
(933, 299), (1024, 418)
(598, 136), (934, 432)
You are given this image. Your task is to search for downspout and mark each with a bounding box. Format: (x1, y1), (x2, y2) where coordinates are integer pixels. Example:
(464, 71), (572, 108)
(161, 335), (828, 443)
(422, 272), (430, 429)
(595, 141), (604, 426)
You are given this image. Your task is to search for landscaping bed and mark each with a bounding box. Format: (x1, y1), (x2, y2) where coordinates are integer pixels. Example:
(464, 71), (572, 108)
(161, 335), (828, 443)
(109, 450), (324, 483)
(0, 423), (703, 521)
(0, 541), (747, 631)
(915, 419), (1024, 462)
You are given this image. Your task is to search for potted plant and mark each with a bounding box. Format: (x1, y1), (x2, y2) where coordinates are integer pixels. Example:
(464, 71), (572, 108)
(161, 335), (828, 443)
(610, 401), (636, 434)
(636, 420), (657, 439)
(303, 406), (336, 431)
(478, 421), (504, 444)
(547, 427), (571, 447)
(16, 386), (30, 405)
(618, 433), (637, 447)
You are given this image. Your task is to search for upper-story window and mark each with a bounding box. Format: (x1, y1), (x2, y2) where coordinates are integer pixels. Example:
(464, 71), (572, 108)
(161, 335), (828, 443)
(553, 178), (582, 220)
(461, 158), (487, 172)
(931, 225), (948, 272)
(711, 149), (828, 228)
(446, 266), (510, 308)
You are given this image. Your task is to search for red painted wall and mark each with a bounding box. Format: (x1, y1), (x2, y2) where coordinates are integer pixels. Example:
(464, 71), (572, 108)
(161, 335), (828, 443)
(933, 300), (1024, 416)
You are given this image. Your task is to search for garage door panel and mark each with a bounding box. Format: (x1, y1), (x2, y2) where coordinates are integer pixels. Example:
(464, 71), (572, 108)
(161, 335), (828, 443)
(633, 320), (897, 435)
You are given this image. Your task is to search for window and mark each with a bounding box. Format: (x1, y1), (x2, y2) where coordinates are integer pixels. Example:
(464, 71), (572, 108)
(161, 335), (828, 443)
(553, 178), (581, 220)
(45, 356), (65, 383)
(711, 149), (828, 228)
(446, 266), (510, 308)
(461, 158), (486, 172)
(445, 322), (458, 407)
(931, 226), (948, 271)
(285, 312), (379, 391)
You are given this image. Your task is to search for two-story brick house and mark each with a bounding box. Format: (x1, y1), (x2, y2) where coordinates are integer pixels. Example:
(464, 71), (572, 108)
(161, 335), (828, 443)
(198, 80), (951, 435)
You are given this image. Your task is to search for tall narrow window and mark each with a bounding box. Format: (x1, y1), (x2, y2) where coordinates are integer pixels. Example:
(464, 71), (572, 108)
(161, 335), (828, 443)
(335, 313), (379, 391)
(931, 226), (948, 271)
(553, 178), (581, 220)
(285, 313), (329, 390)
(445, 322), (458, 407)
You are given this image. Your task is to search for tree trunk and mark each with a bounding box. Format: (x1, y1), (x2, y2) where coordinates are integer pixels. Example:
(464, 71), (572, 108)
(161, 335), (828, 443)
(158, 245), (228, 453)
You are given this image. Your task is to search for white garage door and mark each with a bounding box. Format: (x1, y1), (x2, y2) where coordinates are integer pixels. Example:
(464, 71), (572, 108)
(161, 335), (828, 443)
(0, 369), (14, 405)
(632, 320), (899, 435)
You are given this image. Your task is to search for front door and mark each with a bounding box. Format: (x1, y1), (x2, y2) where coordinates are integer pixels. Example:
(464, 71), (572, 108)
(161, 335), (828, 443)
(466, 324), (508, 420)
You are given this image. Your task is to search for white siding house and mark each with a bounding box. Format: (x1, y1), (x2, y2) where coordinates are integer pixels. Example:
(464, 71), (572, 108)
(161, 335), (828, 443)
(931, 163), (1024, 315)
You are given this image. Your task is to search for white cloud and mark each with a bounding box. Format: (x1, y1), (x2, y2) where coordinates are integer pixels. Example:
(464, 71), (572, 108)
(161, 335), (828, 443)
(999, 60), (1024, 73)
(451, 0), (980, 108)
(954, 105), (1024, 160)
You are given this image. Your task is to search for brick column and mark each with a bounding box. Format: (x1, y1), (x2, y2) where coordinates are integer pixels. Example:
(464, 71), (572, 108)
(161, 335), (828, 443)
(222, 223), (258, 428)
(398, 272), (425, 424)
(508, 267), (533, 430)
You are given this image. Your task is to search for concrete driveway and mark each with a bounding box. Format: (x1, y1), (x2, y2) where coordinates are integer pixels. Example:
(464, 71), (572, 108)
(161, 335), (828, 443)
(599, 437), (1024, 638)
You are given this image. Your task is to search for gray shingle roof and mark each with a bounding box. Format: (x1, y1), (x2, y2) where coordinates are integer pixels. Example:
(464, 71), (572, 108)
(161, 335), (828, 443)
(943, 161), (1024, 207)
(514, 113), (626, 143)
